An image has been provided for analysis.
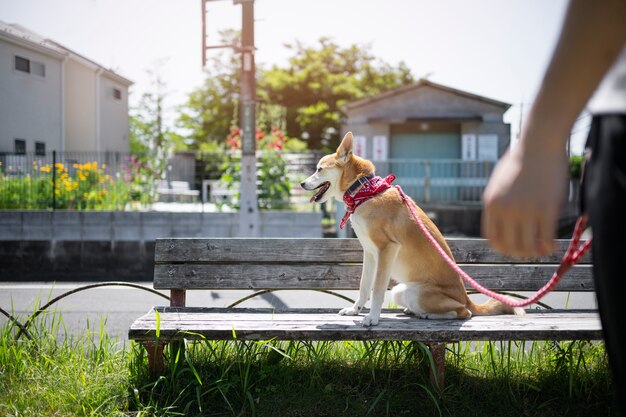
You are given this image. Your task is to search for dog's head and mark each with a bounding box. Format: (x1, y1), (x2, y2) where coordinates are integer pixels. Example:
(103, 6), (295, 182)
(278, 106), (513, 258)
(301, 132), (375, 204)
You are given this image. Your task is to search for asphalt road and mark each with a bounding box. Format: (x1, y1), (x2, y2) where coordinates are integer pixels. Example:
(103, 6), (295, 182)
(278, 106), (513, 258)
(0, 282), (362, 344)
(0, 282), (597, 344)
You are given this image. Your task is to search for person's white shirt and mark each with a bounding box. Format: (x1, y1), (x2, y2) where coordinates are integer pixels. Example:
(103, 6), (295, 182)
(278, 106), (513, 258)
(587, 45), (626, 114)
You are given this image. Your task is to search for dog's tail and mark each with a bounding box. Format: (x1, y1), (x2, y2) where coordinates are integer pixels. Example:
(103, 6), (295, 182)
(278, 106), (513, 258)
(468, 298), (525, 316)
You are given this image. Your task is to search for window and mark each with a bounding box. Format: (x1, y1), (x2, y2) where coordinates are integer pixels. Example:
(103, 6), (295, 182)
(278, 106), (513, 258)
(14, 139), (26, 155)
(15, 56), (30, 73)
(35, 142), (46, 156)
(14, 56), (45, 77)
(113, 88), (122, 100)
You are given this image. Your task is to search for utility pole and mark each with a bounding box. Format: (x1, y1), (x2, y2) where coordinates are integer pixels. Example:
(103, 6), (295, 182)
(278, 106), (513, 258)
(203, 0), (259, 236)
(234, 0), (259, 237)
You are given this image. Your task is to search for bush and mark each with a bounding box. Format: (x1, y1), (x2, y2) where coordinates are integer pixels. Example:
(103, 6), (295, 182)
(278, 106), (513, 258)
(0, 157), (157, 210)
(570, 155), (584, 179)
(220, 127), (292, 210)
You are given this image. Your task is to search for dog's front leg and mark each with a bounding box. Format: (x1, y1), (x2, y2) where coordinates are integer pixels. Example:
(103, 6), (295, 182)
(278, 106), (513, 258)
(361, 244), (399, 327)
(339, 251), (375, 316)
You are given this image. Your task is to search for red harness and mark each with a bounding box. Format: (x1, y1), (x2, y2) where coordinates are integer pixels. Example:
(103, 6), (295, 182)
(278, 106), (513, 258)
(340, 174), (593, 307)
(340, 174), (396, 229)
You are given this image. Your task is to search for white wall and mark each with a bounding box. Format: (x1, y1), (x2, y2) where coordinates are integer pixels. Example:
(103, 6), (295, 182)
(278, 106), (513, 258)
(0, 37), (63, 153)
(0, 30), (131, 155)
(99, 74), (130, 153)
(64, 58), (97, 151)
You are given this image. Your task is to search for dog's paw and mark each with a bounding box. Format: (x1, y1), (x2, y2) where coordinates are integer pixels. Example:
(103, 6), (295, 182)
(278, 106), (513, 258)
(338, 306), (361, 316)
(361, 314), (379, 327)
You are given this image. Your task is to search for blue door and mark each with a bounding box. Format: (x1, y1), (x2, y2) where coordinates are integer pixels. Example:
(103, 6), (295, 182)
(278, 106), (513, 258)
(390, 133), (461, 202)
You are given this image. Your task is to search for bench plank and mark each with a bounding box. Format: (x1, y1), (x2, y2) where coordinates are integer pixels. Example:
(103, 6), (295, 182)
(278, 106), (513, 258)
(153, 263), (594, 291)
(155, 238), (591, 265)
(129, 307), (602, 343)
(131, 237), (600, 380)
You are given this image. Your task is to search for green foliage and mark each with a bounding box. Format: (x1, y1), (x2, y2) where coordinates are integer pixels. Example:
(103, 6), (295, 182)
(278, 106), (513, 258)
(0, 312), (614, 416)
(220, 127), (292, 210)
(0, 311), (130, 416)
(0, 158), (156, 210)
(570, 154), (584, 179)
(129, 69), (173, 181)
(178, 36), (414, 151)
(176, 30), (242, 150)
(282, 137), (309, 153)
(127, 338), (612, 417)
(260, 38), (414, 150)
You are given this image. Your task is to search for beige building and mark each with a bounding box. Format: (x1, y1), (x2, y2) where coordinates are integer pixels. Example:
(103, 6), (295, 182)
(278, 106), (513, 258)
(0, 21), (132, 154)
(342, 79), (511, 163)
(341, 80), (511, 203)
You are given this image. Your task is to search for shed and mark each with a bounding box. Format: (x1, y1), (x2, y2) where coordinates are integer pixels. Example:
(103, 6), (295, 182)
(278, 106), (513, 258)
(341, 79), (511, 203)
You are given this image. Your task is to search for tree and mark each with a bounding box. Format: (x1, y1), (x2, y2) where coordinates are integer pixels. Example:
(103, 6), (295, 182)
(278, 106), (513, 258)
(129, 68), (176, 178)
(176, 30), (241, 150)
(259, 38), (414, 150)
(177, 36), (414, 151)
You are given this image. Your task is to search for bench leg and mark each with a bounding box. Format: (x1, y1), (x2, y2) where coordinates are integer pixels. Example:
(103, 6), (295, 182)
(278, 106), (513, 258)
(428, 343), (446, 390)
(144, 341), (165, 376)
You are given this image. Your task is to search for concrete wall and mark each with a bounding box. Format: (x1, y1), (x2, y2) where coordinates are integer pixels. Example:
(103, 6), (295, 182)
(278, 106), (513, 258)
(0, 211), (323, 281)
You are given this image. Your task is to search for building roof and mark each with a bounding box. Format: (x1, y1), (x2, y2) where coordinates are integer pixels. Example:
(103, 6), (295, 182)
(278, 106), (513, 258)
(0, 20), (133, 86)
(342, 79), (510, 112)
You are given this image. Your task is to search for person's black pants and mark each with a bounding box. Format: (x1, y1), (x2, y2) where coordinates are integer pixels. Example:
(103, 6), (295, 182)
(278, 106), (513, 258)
(583, 114), (626, 411)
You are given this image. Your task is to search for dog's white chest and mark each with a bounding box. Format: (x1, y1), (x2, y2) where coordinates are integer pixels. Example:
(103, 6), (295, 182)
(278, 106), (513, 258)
(349, 212), (379, 252)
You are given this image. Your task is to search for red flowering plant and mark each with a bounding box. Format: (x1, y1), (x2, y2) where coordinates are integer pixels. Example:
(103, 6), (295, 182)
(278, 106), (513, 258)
(220, 126), (291, 210)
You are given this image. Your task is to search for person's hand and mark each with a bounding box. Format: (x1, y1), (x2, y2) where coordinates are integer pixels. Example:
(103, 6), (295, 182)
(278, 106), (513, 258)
(482, 144), (569, 258)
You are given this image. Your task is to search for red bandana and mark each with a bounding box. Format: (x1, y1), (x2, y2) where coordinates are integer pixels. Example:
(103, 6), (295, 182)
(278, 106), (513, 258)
(340, 174), (396, 229)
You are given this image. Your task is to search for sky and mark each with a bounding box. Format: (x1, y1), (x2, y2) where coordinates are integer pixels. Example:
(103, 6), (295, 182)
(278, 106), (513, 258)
(0, 0), (590, 153)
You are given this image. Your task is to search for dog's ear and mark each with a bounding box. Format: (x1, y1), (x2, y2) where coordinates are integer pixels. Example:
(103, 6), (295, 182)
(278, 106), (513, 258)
(336, 132), (353, 163)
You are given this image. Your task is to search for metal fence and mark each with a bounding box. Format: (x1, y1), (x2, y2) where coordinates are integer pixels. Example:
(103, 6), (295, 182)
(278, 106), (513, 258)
(377, 159), (496, 203)
(0, 151), (160, 210)
(0, 150), (493, 210)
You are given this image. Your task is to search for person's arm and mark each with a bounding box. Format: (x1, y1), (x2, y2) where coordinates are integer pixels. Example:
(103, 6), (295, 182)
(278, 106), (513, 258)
(482, 0), (626, 258)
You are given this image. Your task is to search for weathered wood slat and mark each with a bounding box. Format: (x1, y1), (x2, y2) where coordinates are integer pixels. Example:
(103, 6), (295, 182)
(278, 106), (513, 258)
(155, 238), (592, 265)
(128, 308), (602, 343)
(154, 263), (594, 291)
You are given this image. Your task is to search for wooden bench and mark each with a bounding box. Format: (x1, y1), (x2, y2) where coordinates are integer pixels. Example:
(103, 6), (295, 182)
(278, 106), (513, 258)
(129, 238), (602, 387)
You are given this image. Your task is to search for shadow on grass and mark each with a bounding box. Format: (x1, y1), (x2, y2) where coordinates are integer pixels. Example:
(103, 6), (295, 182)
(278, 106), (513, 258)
(129, 339), (614, 417)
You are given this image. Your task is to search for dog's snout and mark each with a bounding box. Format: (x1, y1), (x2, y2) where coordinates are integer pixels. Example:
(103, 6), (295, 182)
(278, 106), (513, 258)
(300, 181), (306, 189)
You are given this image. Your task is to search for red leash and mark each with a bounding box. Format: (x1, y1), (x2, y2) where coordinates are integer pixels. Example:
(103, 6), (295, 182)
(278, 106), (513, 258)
(395, 185), (592, 307)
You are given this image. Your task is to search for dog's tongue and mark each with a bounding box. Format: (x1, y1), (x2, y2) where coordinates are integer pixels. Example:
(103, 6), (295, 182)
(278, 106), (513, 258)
(309, 194), (316, 203)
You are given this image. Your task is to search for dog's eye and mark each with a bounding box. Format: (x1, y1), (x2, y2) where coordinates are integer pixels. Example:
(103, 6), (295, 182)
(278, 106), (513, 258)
(316, 167), (323, 173)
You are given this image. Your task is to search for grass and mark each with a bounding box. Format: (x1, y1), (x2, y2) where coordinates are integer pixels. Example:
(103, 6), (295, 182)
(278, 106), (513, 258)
(0, 311), (615, 417)
(0, 312), (130, 416)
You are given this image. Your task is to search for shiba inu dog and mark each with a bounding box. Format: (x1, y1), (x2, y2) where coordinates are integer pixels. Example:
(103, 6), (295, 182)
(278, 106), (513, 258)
(301, 132), (524, 326)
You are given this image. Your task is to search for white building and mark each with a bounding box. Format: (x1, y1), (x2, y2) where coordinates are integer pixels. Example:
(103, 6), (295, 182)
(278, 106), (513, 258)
(0, 21), (133, 154)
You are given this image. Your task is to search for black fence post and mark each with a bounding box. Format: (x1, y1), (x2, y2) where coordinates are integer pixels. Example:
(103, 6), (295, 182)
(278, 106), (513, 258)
(52, 150), (56, 210)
